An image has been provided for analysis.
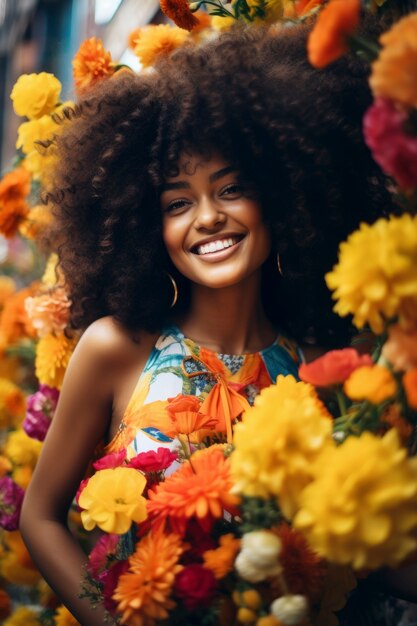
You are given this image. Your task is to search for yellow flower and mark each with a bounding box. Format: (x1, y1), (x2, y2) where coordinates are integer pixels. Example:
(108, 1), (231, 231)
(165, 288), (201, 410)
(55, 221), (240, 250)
(1, 551), (41, 586)
(54, 605), (81, 626)
(211, 15), (236, 30)
(4, 428), (42, 468)
(203, 533), (241, 579)
(0, 455), (12, 476)
(344, 364), (397, 404)
(79, 467), (148, 534)
(19, 204), (54, 240)
(35, 332), (77, 389)
(370, 12), (417, 108)
(3, 607), (41, 626)
(134, 24), (189, 68)
(42, 253), (63, 287)
(231, 375), (334, 518)
(12, 464), (33, 490)
(325, 214), (417, 333)
(10, 72), (61, 119)
(242, 0), (284, 23)
(294, 429), (417, 570)
(0, 378), (26, 428)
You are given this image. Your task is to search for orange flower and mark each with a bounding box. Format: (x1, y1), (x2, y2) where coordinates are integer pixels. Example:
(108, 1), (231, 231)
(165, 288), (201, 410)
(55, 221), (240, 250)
(275, 523), (326, 601)
(147, 447), (239, 532)
(381, 404), (413, 445)
(203, 533), (241, 579)
(0, 277), (16, 308)
(19, 204), (54, 240)
(0, 588), (11, 620)
(344, 364), (397, 405)
(134, 25), (189, 69)
(295, 0), (324, 16)
(307, 0), (361, 69)
(0, 284), (37, 346)
(403, 369), (417, 410)
(128, 27), (141, 50)
(190, 10), (212, 35)
(163, 393), (218, 439)
(35, 332), (77, 389)
(370, 13), (417, 108)
(113, 527), (184, 625)
(160, 0), (200, 31)
(0, 167), (31, 238)
(72, 38), (114, 93)
(25, 287), (71, 337)
(299, 348), (372, 387)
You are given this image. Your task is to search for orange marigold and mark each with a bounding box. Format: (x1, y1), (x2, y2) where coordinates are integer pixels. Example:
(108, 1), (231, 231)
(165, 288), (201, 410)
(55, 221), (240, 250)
(128, 27), (141, 50)
(147, 447), (239, 532)
(160, 0), (200, 31)
(0, 284), (37, 346)
(72, 37), (114, 93)
(307, 0), (361, 69)
(0, 201), (29, 239)
(113, 527), (184, 625)
(0, 167), (31, 238)
(403, 369), (417, 410)
(19, 204), (54, 240)
(134, 25), (189, 69)
(35, 332), (77, 389)
(203, 533), (241, 579)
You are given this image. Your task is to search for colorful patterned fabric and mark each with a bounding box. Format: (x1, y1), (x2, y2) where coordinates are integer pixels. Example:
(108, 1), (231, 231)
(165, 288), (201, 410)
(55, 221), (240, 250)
(106, 325), (302, 462)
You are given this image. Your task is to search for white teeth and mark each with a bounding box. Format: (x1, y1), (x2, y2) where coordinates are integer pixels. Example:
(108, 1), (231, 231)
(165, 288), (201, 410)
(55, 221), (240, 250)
(196, 237), (238, 255)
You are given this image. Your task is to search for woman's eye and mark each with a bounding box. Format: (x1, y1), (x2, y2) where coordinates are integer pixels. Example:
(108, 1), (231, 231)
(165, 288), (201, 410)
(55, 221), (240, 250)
(164, 199), (190, 215)
(220, 183), (243, 197)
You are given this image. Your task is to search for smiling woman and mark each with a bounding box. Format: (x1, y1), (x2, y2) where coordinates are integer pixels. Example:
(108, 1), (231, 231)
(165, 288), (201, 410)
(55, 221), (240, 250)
(18, 23), (400, 626)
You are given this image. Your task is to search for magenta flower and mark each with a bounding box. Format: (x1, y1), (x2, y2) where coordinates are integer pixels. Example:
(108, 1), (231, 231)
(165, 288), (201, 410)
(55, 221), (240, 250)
(128, 447), (178, 473)
(0, 476), (24, 531)
(24, 384), (59, 441)
(93, 449), (126, 471)
(88, 533), (120, 577)
(364, 98), (417, 189)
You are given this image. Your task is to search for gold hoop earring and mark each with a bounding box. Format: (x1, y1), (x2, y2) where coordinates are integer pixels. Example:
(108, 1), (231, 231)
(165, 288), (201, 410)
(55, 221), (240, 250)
(277, 253), (284, 278)
(168, 273), (178, 308)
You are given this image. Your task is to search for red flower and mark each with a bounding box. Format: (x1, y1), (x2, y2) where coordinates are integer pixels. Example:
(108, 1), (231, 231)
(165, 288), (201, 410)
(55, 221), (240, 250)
(299, 348), (372, 387)
(182, 518), (217, 563)
(128, 447), (178, 473)
(364, 98), (417, 190)
(174, 564), (217, 610)
(102, 559), (129, 614)
(93, 449), (127, 470)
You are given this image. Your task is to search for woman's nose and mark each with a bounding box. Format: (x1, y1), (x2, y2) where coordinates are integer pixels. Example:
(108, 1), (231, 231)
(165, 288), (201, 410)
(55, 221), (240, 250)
(194, 197), (226, 230)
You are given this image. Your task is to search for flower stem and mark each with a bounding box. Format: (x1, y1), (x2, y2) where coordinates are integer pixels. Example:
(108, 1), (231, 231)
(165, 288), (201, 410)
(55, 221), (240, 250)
(335, 387), (347, 417)
(201, 0), (236, 18)
(348, 34), (380, 62)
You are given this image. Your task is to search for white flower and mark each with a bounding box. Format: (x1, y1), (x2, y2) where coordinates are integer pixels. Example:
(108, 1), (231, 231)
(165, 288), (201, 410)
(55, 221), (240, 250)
(235, 550), (282, 583)
(271, 595), (308, 626)
(241, 530), (282, 567)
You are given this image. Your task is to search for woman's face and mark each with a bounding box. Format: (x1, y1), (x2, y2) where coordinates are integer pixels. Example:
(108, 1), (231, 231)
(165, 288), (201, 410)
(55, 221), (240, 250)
(161, 152), (271, 289)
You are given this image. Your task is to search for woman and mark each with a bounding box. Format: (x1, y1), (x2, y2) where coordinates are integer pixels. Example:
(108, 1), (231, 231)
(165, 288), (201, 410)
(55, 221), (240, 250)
(19, 24), (400, 625)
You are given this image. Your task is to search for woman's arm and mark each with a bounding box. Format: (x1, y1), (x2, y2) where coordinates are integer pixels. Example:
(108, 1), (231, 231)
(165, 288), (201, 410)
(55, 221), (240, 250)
(20, 319), (129, 625)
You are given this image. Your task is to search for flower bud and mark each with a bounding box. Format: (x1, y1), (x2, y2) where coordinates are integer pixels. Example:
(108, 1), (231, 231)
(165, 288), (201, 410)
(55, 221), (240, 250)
(241, 530), (282, 567)
(270, 595), (308, 626)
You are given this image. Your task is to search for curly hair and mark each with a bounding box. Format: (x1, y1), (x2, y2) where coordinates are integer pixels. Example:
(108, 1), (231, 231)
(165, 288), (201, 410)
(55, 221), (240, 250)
(47, 22), (398, 347)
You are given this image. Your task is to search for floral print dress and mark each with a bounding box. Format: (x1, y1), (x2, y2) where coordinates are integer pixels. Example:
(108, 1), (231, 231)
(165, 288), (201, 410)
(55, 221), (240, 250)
(105, 324), (302, 465)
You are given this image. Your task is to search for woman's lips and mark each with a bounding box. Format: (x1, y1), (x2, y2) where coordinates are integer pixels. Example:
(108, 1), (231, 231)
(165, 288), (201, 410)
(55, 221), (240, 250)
(190, 234), (246, 262)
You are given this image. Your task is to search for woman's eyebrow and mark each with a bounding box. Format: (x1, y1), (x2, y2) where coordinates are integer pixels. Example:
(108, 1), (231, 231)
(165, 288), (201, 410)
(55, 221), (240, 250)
(161, 166), (236, 191)
(161, 181), (190, 191)
(209, 165), (236, 182)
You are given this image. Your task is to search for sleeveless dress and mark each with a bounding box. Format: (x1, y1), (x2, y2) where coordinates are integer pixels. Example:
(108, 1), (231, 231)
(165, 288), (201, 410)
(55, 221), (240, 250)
(105, 324), (302, 462)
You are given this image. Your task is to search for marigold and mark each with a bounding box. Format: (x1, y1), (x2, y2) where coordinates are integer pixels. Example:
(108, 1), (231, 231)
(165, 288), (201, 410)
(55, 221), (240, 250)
(3, 607), (41, 626)
(344, 364), (397, 404)
(4, 428), (42, 468)
(383, 322), (417, 372)
(0, 276), (16, 307)
(211, 15), (236, 31)
(79, 467), (147, 534)
(35, 332), (77, 389)
(134, 25), (189, 68)
(0, 167), (30, 204)
(325, 214), (417, 333)
(25, 287), (71, 338)
(148, 447), (238, 532)
(294, 429), (417, 569)
(54, 605), (80, 626)
(72, 37), (114, 92)
(42, 253), (63, 288)
(203, 533), (241, 579)
(0, 378), (25, 428)
(19, 204), (54, 240)
(0, 455), (12, 476)
(10, 72), (61, 119)
(113, 527), (184, 625)
(1, 551), (41, 586)
(370, 13), (417, 108)
(403, 369), (417, 410)
(0, 201), (29, 239)
(160, 0), (200, 31)
(231, 375), (334, 518)
(307, 0), (361, 69)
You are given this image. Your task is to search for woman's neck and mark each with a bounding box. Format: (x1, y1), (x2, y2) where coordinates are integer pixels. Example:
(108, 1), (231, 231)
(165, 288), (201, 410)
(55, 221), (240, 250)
(176, 273), (276, 355)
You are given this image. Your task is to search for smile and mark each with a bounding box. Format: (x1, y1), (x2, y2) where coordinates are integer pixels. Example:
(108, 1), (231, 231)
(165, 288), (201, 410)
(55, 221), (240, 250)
(193, 235), (244, 256)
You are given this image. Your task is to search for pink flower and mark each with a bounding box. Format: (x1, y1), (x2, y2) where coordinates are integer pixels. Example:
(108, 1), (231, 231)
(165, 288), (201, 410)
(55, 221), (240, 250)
(174, 564), (217, 610)
(0, 476), (24, 530)
(23, 384), (59, 441)
(88, 533), (120, 577)
(299, 348), (373, 387)
(75, 477), (89, 506)
(128, 447), (178, 473)
(363, 98), (417, 189)
(25, 287), (71, 337)
(93, 449), (127, 470)
(102, 559), (129, 614)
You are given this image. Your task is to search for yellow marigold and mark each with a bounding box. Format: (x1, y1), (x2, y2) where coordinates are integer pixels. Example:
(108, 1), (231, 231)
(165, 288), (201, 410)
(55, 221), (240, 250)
(42, 253), (63, 287)
(134, 24), (189, 68)
(203, 533), (241, 579)
(19, 204), (54, 240)
(79, 467), (147, 534)
(12, 464), (33, 490)
(0, 378), (25, 428)
(72, 37), (114, 93)
(294, 429), (417, 570)
(16, 115), (57, 181)
(3, 607), (41, 626)
(1, 551), (41, 586)
(211, 15), (236, 31)
(10, 72), (62, 119)
(4, 428), (42, 468)
(370, 12), (417, 108)
(231, 375), (334, 518)
(35, 332), (77, 389)
(344, 364), (397, 405)
(0, 276), (16, 307)
(0, 455), (12, 476)
(5, 531), (38, 570)
(325, 214), (417, 333)
(242, 0), (284, 23)
(54, 605), (80, 626)
(113, 527), (184, 625)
